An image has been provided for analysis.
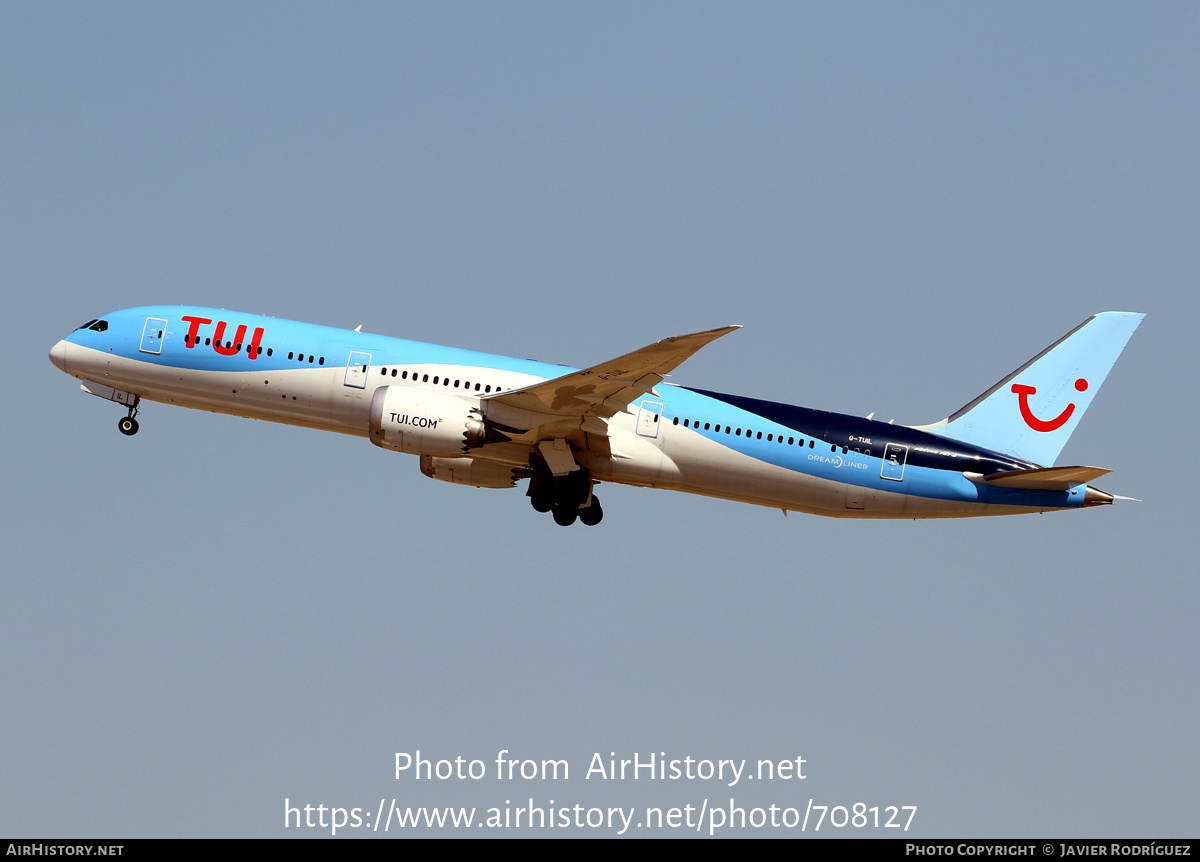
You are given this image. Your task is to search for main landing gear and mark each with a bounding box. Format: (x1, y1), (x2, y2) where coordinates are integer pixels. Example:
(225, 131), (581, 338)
(117, 398), (141, 436)
(527, 462), (604, 527)
(550, 495), (603, 527)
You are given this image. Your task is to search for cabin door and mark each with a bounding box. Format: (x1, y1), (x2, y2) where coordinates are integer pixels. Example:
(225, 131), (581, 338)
(636, 401), (663, 438)
(139, 317), (168, 354)
(881, 443), (909, 481)
(344, 351), (372, 388)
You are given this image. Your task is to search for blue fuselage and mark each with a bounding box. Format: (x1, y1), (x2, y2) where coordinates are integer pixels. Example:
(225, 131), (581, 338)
(51, 306), (1102, 520)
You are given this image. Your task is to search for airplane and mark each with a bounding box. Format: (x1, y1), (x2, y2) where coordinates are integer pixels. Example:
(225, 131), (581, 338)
(49, 306), (1143, 526)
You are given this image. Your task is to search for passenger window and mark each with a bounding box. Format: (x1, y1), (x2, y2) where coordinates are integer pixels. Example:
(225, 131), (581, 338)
(672, 417), (679, 425)
(809, 440), (814, 448)
(288, 351), (294, 359)
(788, 437), (794, 445)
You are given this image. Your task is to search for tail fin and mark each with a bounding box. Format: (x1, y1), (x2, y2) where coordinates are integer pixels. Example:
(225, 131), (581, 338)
(913, 312), (1144, 466)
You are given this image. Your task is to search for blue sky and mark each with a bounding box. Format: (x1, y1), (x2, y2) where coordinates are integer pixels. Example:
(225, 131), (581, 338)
(3, 3), (1197, 837)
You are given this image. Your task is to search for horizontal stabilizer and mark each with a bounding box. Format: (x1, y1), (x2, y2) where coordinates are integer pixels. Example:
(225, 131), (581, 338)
(964, 465), (1111, 491)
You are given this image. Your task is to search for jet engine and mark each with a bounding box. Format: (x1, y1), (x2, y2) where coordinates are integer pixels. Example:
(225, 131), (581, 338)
(368, 385), (505, 456)
(420, 455), (523, 488)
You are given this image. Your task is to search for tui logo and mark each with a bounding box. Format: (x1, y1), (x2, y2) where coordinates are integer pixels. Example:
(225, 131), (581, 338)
(181, 315), (265, 359)
(1012, 378), (1088, 432)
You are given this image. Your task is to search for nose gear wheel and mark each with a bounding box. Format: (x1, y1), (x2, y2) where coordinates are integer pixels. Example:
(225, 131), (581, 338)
(117, 398), (141, 436)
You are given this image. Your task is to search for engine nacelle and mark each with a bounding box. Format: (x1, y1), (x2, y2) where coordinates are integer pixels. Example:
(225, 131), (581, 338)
(420, 455), (523, 488)
(369, 385), (494, 456)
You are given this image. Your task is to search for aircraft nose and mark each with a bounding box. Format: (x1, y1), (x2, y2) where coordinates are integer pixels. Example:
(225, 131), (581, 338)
(49, 339), (70, 373)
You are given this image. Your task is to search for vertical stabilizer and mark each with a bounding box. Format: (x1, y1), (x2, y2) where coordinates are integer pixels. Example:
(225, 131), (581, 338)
(914, 312), (1144, 466)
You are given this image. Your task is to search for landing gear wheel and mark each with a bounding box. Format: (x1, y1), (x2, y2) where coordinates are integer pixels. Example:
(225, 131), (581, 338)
(579, 496), (603, 526)
(551, 505), (578, 527)
(530, 490), (554, 513)
(117, 397), (141, 436)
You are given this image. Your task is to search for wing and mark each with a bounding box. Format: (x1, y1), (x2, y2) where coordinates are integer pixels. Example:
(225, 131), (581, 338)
(481, 325), (740, 439)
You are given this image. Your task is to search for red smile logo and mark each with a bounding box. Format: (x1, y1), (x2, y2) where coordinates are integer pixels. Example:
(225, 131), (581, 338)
(1012, 379), (1088, 432)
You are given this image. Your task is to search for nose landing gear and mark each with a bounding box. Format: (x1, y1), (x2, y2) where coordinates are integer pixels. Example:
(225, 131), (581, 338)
(117, 398), (141, 436)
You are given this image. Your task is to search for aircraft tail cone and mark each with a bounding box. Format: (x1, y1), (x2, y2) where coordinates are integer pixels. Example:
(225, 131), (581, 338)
(1083, 486), (1115, 507)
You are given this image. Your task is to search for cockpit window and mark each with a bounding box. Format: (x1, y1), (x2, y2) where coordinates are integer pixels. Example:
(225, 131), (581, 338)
(88, 320), (109, 332)
(77, 319), (98, 330)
